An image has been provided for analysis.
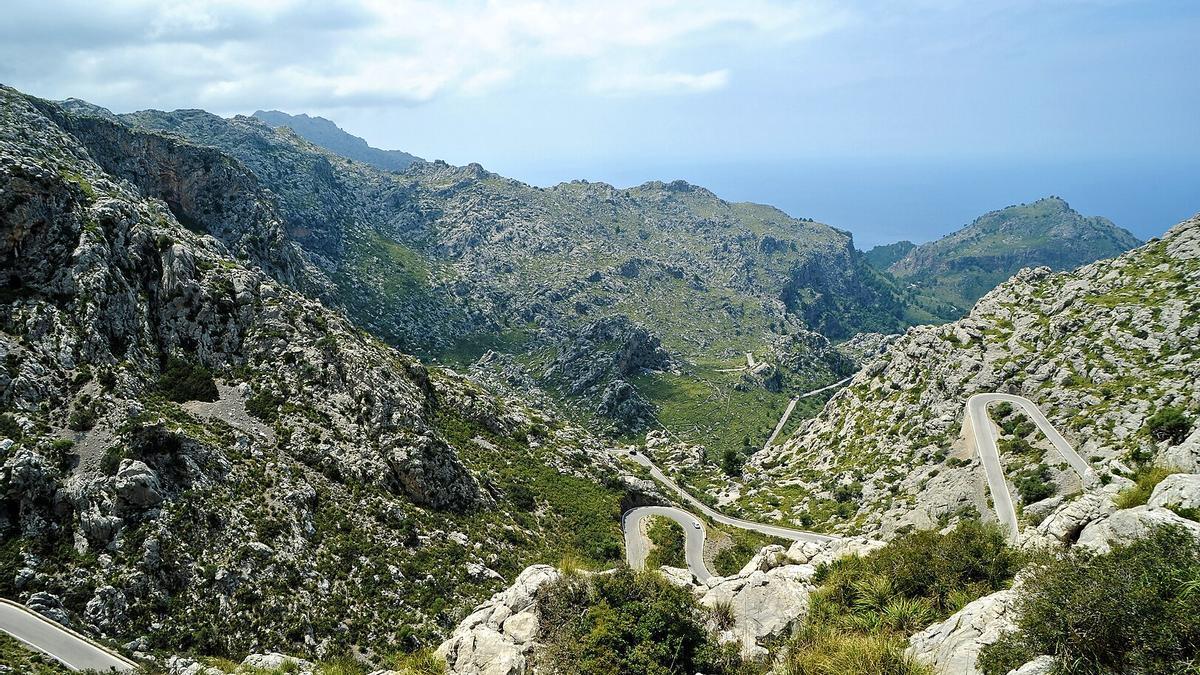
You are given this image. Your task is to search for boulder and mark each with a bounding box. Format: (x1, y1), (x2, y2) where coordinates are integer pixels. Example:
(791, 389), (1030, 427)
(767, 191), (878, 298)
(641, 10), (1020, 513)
(1021, 491), (1116, 549)
(907, 586), (1020, 675)
(84, 585), (129, 634)
(240, 653), (314, 673)
(698, 564), (814, 659)
(1157, 427), (1200, 472)
(737, 544), (788, 575)
(1148, 473), (1200, 511)
(1076, 505), (1200, 554)
(787, 536), (885, 566)
(114, 459), (162, 509)
(165, 655), (225, 675)
(437, 565), (560, 675)
(1007, 655), (1056, 675)
(25, 592), (71, 626)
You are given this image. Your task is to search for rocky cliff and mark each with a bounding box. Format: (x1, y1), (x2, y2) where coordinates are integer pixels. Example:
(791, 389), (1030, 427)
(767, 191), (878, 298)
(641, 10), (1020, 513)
(0, 85), (647, 663)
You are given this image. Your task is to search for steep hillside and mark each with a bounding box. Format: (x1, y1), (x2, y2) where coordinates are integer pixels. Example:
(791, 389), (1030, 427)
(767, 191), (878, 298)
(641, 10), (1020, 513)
(880, 197), (1141, 314)
(863, 239), (916, 269)
(745, 214), (1199, 536)
(0, 85), (650, 663)
(48, 98), (939, 483)
(252, 110), (423, 172)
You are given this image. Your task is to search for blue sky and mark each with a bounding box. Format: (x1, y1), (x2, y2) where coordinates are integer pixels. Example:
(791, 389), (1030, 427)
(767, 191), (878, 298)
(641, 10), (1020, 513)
(2, 0), (1197, 246)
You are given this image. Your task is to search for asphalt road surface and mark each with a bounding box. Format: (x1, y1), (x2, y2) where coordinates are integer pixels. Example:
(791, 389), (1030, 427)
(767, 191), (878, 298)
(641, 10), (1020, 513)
(0, 598), (135, 672)
(624, 506), (713, 581)
(966, 392), (1097, 541)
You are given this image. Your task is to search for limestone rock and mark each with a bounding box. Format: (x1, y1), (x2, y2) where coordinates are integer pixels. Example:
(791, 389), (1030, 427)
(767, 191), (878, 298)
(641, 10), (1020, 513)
(697, 563), (815, 658)
(907, 585), (1020, 675)
(1007, 655), (1056, 675)
(241, 653), (315, 673)
(1077, 505), (1200, 553)
(436, 565), (560, 675)
(1148, 473), (1200, 511)
(1021, 491), (1117, 549)
(114, 459), (163, 509)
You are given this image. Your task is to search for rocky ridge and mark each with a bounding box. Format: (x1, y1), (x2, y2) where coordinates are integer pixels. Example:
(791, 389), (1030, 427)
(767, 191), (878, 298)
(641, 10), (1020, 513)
(881, 197), (1142, 314)
(0, 84), (647, 664)
(747, 213), (1199, 537)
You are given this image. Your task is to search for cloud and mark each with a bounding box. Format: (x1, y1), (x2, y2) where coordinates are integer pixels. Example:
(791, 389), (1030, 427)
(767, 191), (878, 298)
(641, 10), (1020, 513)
(0, 0), (849, 112)
(589, 69), (731, 96)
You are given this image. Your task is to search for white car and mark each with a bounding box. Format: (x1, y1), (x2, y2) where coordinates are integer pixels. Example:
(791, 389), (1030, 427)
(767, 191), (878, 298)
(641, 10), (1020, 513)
(693, 521), (702, 529)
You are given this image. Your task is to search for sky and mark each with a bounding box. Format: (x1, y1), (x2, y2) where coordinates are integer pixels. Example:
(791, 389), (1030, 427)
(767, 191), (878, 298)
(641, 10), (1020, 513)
(2, 0), (1197, 246)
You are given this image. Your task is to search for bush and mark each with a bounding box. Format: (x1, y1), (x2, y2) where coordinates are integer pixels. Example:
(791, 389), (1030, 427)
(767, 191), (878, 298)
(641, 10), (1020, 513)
(815, 520), (1019, 615)
(721, 447), (743, 476)
(100, 446), (128, 475)
(384, 648), (446, 674)
(536, 568), (745, 675)
(785, 521), (1017, 675)
(67, 401), (99, 431)
(978, 526), (1200, 675)
(1014, 464), (1055, 504)
(645, 516), (686, 569)
(1114, 466), (1182, 509)
(0, 413), (22, 441)
(1146, 407), (1193, 445)
(246, 388), (285, 422)
(159, 357), (218, 403)
(780, 625), (932, 675)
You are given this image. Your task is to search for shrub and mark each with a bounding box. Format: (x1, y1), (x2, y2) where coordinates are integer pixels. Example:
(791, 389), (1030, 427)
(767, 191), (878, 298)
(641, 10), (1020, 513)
(159, 357), (218, 403)
(536, 568), (744, 675)
(0, 413), (22, 441)
(384, 648), (446, 674)
(1014, 464), (1055, 504)
(1146, 407), (1193, 445)
(67, 401), (99, 431)
(978, 526), (1200, 675)
(645, 516), (686, 569)
(721, 447), (743, 476)
(100, 446), (128, 475)
(1114, 466), (1182, 509)
(815, 520), (1019, 615)
(246, 388), (285, 422)
(780, 625), (932, 675)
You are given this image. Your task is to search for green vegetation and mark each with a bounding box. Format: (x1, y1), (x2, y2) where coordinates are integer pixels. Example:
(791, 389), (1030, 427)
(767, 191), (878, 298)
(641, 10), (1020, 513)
(979, 526), (1200, 675)
(245, 388), (285, 423)
(1014, 464), (1054, 504)
(384, 649), (448, 674)
(712, 526), (785, 577)
(779, 626), (932, 675)
(645, 516), (686, 569)
(1146, 406), (1194, 445)
(536, 568), (748, 675)
(67, 397), (101, 431)
(1114, 466), (1182, 509)
(158, 357), (219, 403)
(436, 409), (625, 566)
(780, 521), (1017, 675)
(879, 197), (1140, 314)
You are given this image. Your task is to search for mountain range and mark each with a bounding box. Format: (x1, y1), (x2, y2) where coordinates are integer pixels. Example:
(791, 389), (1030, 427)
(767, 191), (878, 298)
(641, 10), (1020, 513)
(2, 82), (1194, 675)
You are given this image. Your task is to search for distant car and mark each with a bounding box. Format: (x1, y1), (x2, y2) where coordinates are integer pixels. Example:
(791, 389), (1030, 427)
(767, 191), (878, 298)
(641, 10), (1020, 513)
(693, 521), (702, 529)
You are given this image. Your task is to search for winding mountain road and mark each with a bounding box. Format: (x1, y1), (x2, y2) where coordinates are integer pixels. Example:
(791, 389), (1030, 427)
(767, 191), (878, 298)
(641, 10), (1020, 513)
(0, 598), (135, 672)
(966, 393), (1097, 541)
(618, 394), (838, 578)
(761, 377), (852, 452)
(624, 506), (713, 580)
